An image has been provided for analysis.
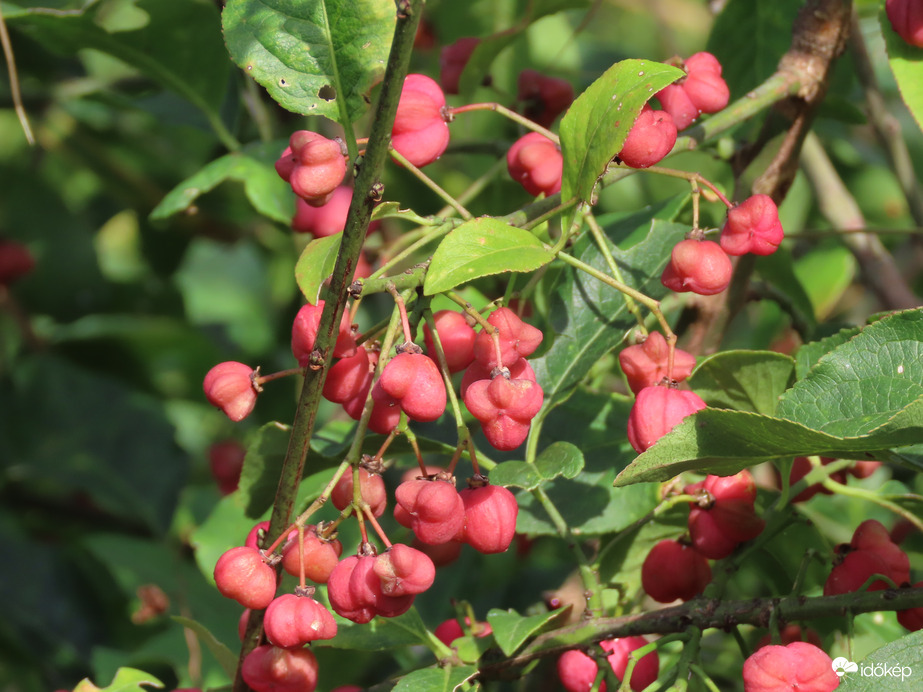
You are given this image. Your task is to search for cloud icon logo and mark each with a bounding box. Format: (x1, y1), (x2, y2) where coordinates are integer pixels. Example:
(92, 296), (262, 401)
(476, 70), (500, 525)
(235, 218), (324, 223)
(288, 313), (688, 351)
(832, 657), (859, 676)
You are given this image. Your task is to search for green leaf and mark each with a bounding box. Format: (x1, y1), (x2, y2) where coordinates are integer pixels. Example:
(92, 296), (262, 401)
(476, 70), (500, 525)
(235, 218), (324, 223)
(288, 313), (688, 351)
(73, 668), (163, 692)
(613, 406), (923, 487)
(687, 350), (796, 415)
(531, 206), (688, 409)
(295, 234), (343, 303)
(8, 0), (230, 136)
(423, 218), (554, 296)
(706, 0), (804, 100)
(880, 7), (923, 134)
(222, 0), (394, 121)
(486, 607), (567, 656)
(328, 609), (431, 651)
(457, 0), (590, 95)
(151, 143), (294, 224)
(371, 201), (436, 226)
(490, 442), (584, 490)
(777, 309), (923, 437)
(754, 247), (817, 338)
(836, 629), (923, 690)
(795, 325), (863, 380)
(238, 422), (292, 519)
(171, 616), (237, 679)
(559, 59), (683, 218)
(392, 665), (479, 692)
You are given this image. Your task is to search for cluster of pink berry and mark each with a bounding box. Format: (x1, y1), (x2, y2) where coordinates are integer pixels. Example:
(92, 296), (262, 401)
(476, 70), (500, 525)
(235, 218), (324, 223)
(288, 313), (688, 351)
(641, 470), (764, 603)
(557, 636), (659, 692)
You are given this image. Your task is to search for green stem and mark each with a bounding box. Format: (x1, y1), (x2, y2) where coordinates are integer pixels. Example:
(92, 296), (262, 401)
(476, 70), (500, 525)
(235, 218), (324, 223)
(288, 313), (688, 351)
(822, 479), (923, 534)
(232, 1), (425, 687)
(389, 147), (473, 219)
(448, 102), (559, 143)
(584, 212), (646, 331)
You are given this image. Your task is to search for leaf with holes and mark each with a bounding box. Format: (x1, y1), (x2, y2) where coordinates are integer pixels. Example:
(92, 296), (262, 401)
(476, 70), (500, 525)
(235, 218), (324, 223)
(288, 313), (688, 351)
(222, 0), (394, 121)
(559, 59), (683, 222)
(423, 218), (554, 296)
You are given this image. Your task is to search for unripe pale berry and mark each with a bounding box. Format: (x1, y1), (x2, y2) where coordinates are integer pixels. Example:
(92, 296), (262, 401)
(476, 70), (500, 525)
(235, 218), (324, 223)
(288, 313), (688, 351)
(208, 439), (246, 495)
(459, 484), (519, 553)
(641, 540), (711, 603)
(661, 238), (733, 295)
(424, 310), (476, 373)
(263, 593), (337, 648)
(213, 546), (277, 610)
(887, 0), (923, 47)
(742, 642), (839, 692)
(372, 352), (447, 422)
(203, 361), (259, 422)
(291, 300), (357, 365)
(720, 194), (785, 256)
(392, 74), (450, 168)
(439, 37), (480, 94)
(617, 107), (677, 169)
(241, 645), (319, 692)
(507, 132), (563, 197)
(517, 69), (574, 127)
(331, 467), (388, 517)
(626, 385), (706, 453)
(618, 331), (697, 394)
(463, 376), (544, 451)
(472, 307), (543, 369)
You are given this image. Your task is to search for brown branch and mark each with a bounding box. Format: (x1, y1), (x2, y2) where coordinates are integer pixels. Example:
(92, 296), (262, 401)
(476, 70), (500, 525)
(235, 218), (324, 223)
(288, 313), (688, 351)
(477, 586), (923, 680)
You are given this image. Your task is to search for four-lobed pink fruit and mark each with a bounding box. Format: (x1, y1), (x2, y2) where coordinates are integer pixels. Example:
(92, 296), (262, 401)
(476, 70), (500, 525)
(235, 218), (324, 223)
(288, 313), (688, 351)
(686, 471), (765, 559)
(661, 238), (733, 295)
(557, 637), (659, 692)
(720, 194), (784, 256)
(617, 106), (677, 169)
(439, 37), (480, 94)
(263, 593), (337, 648)
(213, 546), (277, 610)
(203, 361), (259, 422)
(641, 539), (712, 603)
(517, 69), (574, 127)
(241, 645), (319, 692)
(618, 331), (697, 394)
(331, 467), (388, 517)
(472, 307), (543, 369)
(280, 526), (342, 583)
(373, 543), (436, 596)
(392, 74), (451, 167)
(394, 478), (466, 545)
(742, 642), (839, 692)
(458, 484), (519, 553)
(626, 385), (707, 453)
(655, 52), (729, 130)
(424, 310), (476, 373)
(507, 132), (563, 197)
(291, 300), (358, 366)
(276, 131), (347, 206)
(463, 375), (544, 451)
(372, 352), (447, 422)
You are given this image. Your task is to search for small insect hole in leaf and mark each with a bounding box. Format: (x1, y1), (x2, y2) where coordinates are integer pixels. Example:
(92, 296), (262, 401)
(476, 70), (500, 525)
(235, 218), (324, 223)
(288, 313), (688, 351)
(319, 84), (336, 101)
(279, 78), (288, 87)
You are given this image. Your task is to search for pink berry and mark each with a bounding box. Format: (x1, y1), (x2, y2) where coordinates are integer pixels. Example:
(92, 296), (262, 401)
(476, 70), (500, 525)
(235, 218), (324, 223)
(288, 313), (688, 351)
(601, 637), (659, 692)
(887, 0), (923, 47)
(330, 467), (388, 517)
(655, 52), (729, 130)
(241, 645), (319, 692)
(618, 331), (697, 394)
(328, 554), (414, 623)
(507, 132), (563, 197)
(626, 385), (707, 453)
(472, 307), (543, 369)
(517, 69), (574, 127)
(394, 478), (466, 545)
(459, 484), (519, 554)
(655, 83), (699, 131)
(372, 352), (447, 422)
(823, 550), (892, 595)
(392, 74), (450, 168)
(373, 543), (436, 596)
(617, 107), (677, 169)
(661, 238), (733, 295)
(0, 239), (35, 285)
(291, 300), (357, 366)
(203, 361), (259, 422)
(439, 37), (480, 94)
(463, 376), (544, 451)
(263, 593), (337, 648)
(557, 649), (600, 692)
(208, 440), (246, 495)
(424, 310), (476, 373)
(323, 347), (373, 404)
(213, 546), (277, 610)
(720, 194), (784, 256)
(245, 520), (271, 550)
(280, 527), (342, 583)
(898, 581), (923, 631)
(641, 540), (712, 603)
(742, 642), (839, 692)
(460, 356), (535, 399)
(277, 131), (347, 206)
